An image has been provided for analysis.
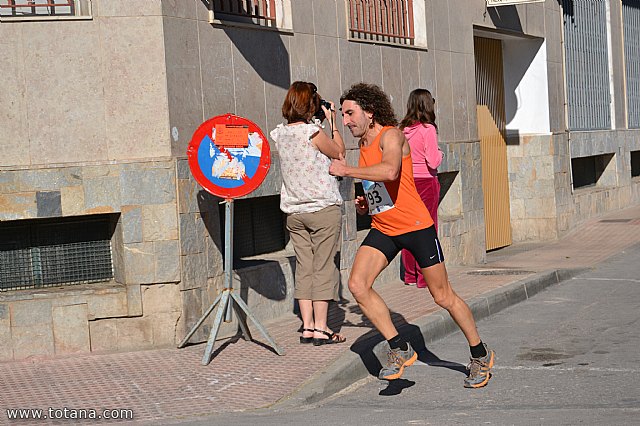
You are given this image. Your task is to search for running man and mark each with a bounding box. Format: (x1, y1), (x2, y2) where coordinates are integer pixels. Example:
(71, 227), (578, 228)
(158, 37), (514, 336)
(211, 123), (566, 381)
(329, 83), (494, 388)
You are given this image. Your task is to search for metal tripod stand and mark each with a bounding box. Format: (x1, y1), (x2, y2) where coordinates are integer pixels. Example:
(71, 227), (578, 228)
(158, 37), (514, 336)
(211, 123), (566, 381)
(178, 199), (285, 365)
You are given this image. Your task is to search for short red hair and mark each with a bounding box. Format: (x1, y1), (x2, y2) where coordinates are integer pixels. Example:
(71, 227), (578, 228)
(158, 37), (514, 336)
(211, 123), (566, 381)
(281, 81), (321, 123)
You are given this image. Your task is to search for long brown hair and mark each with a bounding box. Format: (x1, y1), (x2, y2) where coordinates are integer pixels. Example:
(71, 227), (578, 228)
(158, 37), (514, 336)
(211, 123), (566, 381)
(281, 81), (321, 124)
(399, 88), (437, 130)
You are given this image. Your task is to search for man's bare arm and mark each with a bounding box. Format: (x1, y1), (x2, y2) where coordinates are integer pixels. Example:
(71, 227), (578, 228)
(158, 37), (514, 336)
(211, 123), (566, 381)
(329, 128), (405, 181)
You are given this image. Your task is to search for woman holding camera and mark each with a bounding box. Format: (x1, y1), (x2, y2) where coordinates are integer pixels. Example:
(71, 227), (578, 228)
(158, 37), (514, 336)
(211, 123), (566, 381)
(270, 81), (346, 345)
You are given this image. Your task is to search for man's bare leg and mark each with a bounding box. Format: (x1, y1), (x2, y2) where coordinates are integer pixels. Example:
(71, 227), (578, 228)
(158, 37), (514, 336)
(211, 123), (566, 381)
(349, 246), (418, 380)
(422, 262), (495, 388)
(421, 262), (480, 345)
(347, 246), (397, 339)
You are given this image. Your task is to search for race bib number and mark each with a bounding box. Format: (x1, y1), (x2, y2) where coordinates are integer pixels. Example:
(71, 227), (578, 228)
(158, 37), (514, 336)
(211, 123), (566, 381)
(362, 180), (395, 215)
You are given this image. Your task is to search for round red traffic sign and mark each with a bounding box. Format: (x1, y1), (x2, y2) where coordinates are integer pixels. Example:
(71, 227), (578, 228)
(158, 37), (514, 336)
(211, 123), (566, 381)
(187, 114), (271, 199)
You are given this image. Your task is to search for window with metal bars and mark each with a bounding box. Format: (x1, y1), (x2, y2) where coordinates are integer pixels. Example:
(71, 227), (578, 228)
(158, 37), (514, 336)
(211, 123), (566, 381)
(348, 0), (416, 46)
(0, 0), (92, 19)
(0, 214), (116, 292)
(207, 0), (277, 27)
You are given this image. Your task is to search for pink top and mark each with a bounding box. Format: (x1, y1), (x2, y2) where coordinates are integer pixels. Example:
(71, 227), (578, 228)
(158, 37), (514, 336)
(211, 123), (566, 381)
(403, 123), (442, 178)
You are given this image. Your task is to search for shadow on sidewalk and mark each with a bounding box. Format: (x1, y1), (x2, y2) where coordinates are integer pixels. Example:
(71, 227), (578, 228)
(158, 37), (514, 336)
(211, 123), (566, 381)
(378, 378), (415, 396)
(419, 348), (467, 374)
(346, 308), (467, 395)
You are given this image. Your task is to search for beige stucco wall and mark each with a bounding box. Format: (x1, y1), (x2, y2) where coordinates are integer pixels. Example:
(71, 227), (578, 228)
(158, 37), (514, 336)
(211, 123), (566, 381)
(0, 1), (171, 167)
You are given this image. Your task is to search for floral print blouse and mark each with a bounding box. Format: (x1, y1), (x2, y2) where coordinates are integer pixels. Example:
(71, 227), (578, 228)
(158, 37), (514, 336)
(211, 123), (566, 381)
(270, 122), (342, 214)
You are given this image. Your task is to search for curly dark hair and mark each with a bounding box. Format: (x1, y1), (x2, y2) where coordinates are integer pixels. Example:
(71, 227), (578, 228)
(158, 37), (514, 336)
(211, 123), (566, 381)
(340, 83), (398, 127)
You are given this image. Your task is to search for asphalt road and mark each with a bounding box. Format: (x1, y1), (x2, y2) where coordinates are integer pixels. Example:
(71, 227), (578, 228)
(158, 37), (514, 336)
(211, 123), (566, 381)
(183, 243), (640, 426)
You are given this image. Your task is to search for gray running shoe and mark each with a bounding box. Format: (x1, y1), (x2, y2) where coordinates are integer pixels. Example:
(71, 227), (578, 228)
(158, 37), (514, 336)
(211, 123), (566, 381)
(378, 342), (418, 380)
(463, 344), (495, 388)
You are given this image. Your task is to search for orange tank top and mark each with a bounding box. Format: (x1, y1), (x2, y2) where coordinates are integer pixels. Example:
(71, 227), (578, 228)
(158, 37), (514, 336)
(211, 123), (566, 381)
(359, 127), (434, 236)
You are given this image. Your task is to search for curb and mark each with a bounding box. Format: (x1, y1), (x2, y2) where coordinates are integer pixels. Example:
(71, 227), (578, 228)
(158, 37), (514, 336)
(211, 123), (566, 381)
(272, 267), (589, 409)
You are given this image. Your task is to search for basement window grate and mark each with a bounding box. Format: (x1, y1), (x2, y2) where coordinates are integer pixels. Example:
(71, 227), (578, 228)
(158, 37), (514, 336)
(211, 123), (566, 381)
(0, 214), (116, 292)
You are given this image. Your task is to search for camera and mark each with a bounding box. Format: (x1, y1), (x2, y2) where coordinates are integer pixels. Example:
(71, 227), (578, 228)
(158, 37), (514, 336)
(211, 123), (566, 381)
(313, 99), (332, 122)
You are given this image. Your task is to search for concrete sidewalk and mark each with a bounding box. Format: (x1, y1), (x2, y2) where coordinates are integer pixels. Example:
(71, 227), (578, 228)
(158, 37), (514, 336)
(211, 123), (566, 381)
(2, 206), (640, 425)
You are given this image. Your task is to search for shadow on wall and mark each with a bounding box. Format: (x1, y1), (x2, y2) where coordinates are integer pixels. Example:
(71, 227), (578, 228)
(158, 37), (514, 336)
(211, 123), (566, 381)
(487, 5), (523, 32)
(202, 0), (291, 90)
(197, 189), (224, 255)
(559, 0), (574, 20)
(197, 190), (288, 302)
(488, 6), (536, 141)
(474, 35), (542, 148)
(438, 171), (458, 204)
(502, 38), (543, 135)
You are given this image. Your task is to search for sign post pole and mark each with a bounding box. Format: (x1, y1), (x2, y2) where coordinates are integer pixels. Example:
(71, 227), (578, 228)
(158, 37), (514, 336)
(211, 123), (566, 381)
(177, 114), (284, 364)
(223, 199), (234, 323)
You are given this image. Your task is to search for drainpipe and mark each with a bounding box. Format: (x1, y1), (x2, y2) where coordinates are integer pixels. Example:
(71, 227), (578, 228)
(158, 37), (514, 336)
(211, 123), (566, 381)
(559, 5), (574, 194)
(605, 0), (616, 131)
(567, 131), (574, 194)
(620, 0), (629, 130)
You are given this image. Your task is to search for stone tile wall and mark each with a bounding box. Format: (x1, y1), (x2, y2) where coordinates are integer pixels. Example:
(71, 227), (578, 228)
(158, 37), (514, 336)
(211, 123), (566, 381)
(509, 130), (640, 242)
(0, 161), (181, 360)
(564, 129), (640, 231)
(438, 141), (486, 265)
(507, 134), (559, 242)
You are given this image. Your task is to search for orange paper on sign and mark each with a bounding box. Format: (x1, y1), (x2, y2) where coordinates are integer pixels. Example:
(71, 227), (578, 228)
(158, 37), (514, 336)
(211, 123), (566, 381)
(215, 124), (249, 147)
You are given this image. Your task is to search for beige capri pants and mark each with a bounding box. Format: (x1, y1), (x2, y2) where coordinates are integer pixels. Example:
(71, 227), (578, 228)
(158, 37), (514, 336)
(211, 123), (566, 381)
(286, 205), (341, 301)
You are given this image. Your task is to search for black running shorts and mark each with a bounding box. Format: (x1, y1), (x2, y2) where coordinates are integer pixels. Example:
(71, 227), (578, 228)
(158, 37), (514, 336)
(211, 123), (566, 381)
(361, 226), (444, 268)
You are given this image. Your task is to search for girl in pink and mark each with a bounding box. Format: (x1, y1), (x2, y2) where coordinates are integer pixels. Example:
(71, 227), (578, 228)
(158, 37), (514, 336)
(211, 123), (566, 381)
(400, 89), (443, 288)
